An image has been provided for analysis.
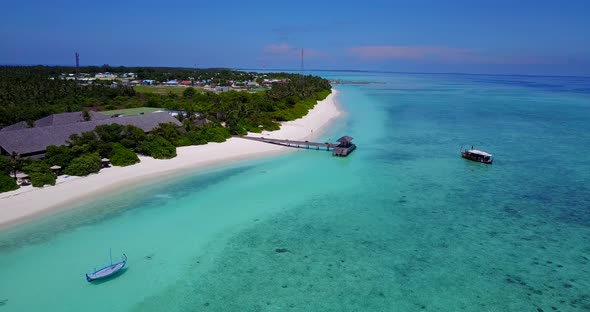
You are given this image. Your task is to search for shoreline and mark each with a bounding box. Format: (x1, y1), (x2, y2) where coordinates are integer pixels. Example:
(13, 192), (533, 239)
(0, 89), (343, 229)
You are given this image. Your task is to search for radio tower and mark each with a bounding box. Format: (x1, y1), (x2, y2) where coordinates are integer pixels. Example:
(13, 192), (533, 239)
(300, 48), (304, 72)
(75, 52), (80, 79)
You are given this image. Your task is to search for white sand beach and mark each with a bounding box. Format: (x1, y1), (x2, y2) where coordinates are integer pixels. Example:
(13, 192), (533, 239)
(0, 90), (342, 228)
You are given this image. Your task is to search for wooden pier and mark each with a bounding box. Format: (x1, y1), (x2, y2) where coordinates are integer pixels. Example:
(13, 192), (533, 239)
(236, 135), (356, 157)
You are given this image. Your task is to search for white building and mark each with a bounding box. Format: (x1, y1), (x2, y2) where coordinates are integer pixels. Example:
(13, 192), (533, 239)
(95, 72), (117, 79)
(122, 72), (137, 79)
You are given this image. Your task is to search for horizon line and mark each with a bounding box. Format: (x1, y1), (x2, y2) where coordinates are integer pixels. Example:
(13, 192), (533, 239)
(1, 63), (589, 79)
(239, 68), (590, 79)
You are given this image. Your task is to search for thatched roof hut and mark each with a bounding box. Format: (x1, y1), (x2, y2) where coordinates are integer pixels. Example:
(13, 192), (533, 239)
(337, 136), (353, 143)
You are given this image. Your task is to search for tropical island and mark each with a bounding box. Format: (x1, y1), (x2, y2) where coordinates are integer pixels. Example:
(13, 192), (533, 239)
(0, 66), (340, 227)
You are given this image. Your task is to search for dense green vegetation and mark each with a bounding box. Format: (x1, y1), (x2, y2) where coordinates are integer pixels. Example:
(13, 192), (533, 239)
(23, 161), (56, 187)
(0, 174), (18, 193)
(28, 172), (56, 187)
(0, 157), (10, 175)
(0, 66), (135, 127)
(0, 66), (332, 192)
(40, 122), (230, 174)
(45, 146), (76, 168)
(64, 153), (102, 176)
(110, 143), (140, 166)
(0, 157), (18, 192)
(0, 66), (331, 134)
(137, 135), (177, 159)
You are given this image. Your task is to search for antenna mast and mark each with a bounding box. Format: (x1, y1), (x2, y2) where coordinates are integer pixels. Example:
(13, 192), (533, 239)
(300, 48), (304, 74)
(75, 52), (80, 79)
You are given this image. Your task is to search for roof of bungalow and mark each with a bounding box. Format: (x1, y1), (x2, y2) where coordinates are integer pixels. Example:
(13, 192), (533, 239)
(194, 118), (211, 127)
(0, 112), (181, 156)
(34, 111), (110, 127)
(1, 111), (111, 132)
(337, 136), (353, 143)
(0, 121), (29, 132)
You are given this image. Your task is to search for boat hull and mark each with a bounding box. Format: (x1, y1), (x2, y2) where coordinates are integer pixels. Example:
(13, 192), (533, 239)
(86, 261), (126, 282)
(461, 152), (493, 164)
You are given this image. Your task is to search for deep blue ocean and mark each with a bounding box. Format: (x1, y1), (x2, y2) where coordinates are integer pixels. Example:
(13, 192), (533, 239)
(0, 71), (589, 311)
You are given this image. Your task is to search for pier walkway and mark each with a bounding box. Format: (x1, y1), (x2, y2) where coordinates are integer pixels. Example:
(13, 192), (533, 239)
(235, 136), (356, 157)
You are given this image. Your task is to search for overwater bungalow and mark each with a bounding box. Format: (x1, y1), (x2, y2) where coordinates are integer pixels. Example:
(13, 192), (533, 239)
(332, 136), (356, 157)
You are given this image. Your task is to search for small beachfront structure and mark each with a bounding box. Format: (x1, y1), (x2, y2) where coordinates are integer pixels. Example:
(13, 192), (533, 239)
(50, 165), (62, 176)
(101, 158), (111, 168)
(332, 136), (356, 157)
(14, 172), (30, 186)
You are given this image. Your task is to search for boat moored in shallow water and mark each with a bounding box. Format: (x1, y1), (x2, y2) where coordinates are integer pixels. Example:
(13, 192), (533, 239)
(461, 147), (493, 164)
(86, 252), (127, 282)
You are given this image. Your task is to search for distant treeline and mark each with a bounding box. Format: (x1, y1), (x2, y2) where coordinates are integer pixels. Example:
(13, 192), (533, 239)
(0, 67), (135, 126)
(0, 66), (332, 133)
(4, 65), (259, 83)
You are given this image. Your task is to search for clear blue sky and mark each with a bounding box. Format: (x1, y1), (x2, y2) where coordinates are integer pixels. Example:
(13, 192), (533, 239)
(1, 0), (589, 76)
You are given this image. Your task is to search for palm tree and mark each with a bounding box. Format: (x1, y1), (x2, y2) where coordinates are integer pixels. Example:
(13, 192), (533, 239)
(9, 152), (22, 179)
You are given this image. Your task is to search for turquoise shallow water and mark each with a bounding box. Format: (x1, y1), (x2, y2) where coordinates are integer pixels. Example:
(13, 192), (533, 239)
(1, 72), (589, 311)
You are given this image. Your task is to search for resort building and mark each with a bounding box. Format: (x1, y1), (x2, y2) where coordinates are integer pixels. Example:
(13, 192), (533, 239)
(0, 112), (182, 158)
(37, 111), (111, 127)
(0, 111), (111, 132)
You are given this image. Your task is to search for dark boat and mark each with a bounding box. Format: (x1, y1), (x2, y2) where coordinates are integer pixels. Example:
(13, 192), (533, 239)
(461, 147), (493, 164)
(86, 251), (127, 282)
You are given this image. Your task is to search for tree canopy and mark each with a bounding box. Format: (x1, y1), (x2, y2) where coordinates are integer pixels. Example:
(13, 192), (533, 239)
(0, 174), (18, 193)
(0, 66), (333, 193)
(64, 153), (102, 176)
(0, 66), (332, 135)
(110, 143), (140, 167)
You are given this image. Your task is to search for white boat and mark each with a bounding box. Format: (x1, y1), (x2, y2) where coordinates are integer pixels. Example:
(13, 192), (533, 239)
(461, 146), (493, 164)
(86, 252), (127, 282)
